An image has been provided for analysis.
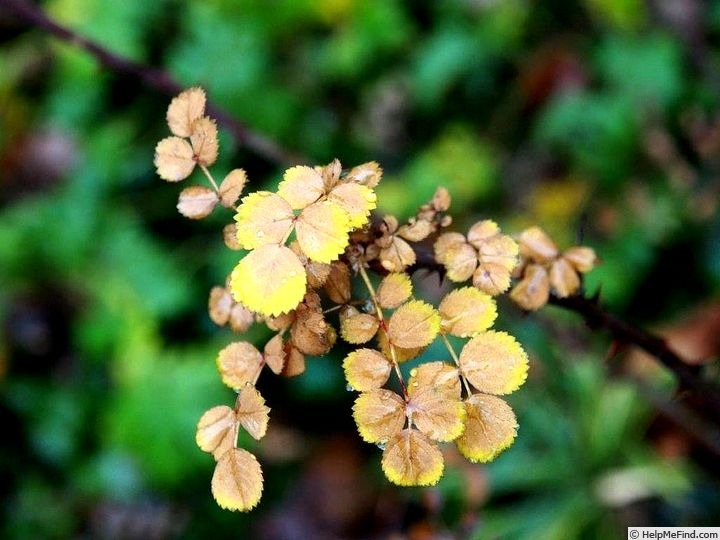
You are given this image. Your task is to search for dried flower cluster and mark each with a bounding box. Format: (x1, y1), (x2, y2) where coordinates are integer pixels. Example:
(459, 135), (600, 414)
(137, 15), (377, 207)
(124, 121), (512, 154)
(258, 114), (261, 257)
(154, 88), (596, 512)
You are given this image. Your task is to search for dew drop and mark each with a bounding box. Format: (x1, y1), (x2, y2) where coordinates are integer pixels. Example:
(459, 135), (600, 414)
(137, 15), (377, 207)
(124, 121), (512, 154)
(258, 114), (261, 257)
(346, 384), (355, 392)
(409, 368), (418, 377)
(376, 442), (387, 450)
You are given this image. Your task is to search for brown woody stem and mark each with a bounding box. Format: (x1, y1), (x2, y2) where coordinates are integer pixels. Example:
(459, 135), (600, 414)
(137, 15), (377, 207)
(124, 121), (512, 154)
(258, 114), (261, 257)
(411, 243), (720, 423)
(548, 295), (720, 415)
(1, 0), (305, 166)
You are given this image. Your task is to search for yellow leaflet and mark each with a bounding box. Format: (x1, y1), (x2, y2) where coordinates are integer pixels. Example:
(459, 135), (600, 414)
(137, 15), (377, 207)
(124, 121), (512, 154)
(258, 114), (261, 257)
(376, 272), (413, 309)
(459, 331), (529, 395)
(381, 429), (444, 487)
(352, 389), (406, 443)
(277, 165), (325, 209)
(211, 448), (263, 511)
(230, 244), (306, 316)
(456, 394), (518, 463)
(343, 349), (391, 392)
(295, 201), (351, 263)
(387, 300), (441, 349)
(234, 192), (294, 250)
(438, 287), (497, 337)
(327, 182), (377, 228)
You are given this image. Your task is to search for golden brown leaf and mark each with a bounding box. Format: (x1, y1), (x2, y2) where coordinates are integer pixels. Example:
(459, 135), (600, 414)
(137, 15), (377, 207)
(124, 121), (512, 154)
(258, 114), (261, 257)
(234, 192), (294, 250)
(340, 311), (379, 344)
(154, 136), (196, 182)
(282, 345), (306, 377)
(467, 220), (500, 247)
(563, 246), (597, 273)
(211, 448), (263, 511)
(379, 236), (416, 272)
(177, 186), (219, 219)
(387, 300), (441, 349)
(196, 405), (236, 459)
(434, 232), (467, 265)
(216, 342), (263, 388)
(444, 242), (478, 282)
(263, 334), (285, 375)
(166, 87), (206, 137)
(291, 307), (335, 356)
(277, 165), (325, 209)
(432, 186), (451, 212)
(398, 219), (434, 242)
(319, 158), (342, 190)
(477, 234), (519, 272)
(458, 331), (528, 395)
(342, 348), (392, 392)
(323, 261), (351, 304)
(408, 386), (465, 442)
(190, 117), (219, 166)
(353, 389), (406, 443)
(518, 226), (558, 262)
(408, 362), (461, 399)
(230, 244), (307, 316)
(549, 257), (580, 298)
(295, 201), (351, 263)
(236, 386), (270, 440)
(229, 303), (254, 333)
(327, 182), (377, 228)
(265, 312), (295, 332)
(218, 169), (247, 208)
(346, 161), (383, 188)
(472, 262), (513, 296)
(222, 224), (242, 250)
(289, 241), (332, 288)
(209, 286), (233, 326)
(439, 287), (497, 337)
(377, 328), (425, 363)
(456, 394), (517, 463)
(509, 264), (550, 311)
(381, 429), (444, 487)
(377, 273), (413, 309)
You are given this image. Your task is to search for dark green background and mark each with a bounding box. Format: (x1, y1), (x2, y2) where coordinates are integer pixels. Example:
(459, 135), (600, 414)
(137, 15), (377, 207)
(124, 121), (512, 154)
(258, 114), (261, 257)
(2, 0), (720, 537)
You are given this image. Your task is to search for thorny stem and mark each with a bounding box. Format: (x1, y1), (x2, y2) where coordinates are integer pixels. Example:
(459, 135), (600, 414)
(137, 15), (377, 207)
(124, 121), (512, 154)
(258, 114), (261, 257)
(548, 295), (720, 419)
(441, 333), (472, 396)
(411, 243), (720, 424)
(358, 265), (408, 398)
(1, 0), (305, 166)
(199, 164), (220, 193)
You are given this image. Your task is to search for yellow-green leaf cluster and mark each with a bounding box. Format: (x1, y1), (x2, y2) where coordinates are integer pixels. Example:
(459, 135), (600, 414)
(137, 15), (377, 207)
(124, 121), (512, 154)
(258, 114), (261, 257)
(230, 160), (381, 316)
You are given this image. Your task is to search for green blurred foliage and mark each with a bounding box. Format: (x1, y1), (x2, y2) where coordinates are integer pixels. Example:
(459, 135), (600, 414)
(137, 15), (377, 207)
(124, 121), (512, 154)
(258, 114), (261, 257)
(2, 0), (720, 537)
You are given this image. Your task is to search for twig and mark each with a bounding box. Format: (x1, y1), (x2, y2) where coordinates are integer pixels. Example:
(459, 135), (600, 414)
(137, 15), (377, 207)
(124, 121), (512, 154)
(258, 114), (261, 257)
(547, 295), (720, 411)
(1, 0), (305, 166)
(411, 243), (720, 421)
